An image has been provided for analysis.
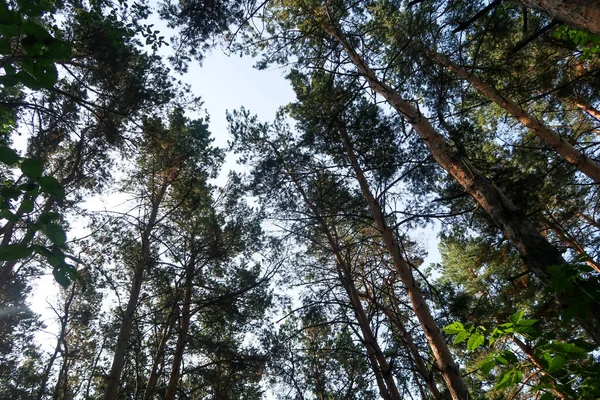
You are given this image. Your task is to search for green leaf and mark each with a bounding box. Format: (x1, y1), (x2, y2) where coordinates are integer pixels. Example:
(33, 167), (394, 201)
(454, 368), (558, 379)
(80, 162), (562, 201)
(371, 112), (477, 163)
(1, 209), (19, 221)
(454, 330), (470, 344)
(38, 211), (59, 224)
(15, 70), (43, 89)
(18, 182), (37, 192)
(495, 354), (509, 365)
(1, 187), (21, 199)
(480, 360), (495, 375)
(43, 223), (66, 246)
(509, 310), (524, 325)
(467, 332), (485, 351)
(33, 245), (53, 258)
(539, 393), (555, 400)
(443, 321), (464, 335)
(548, 355), (566, 374)
(20, 21), (52, 41)
(0, 146), (20, 165)
(479, 355), (497, 374)
(64, 263), (77, 280)
(517, 319), (537, 326)
(547, 341), (587, 356)
(494, 369), (523, 390)
(30, 61), (57, 87)
(45, 40), (72, 59)
(19, 199), (34, 213)
(20, 158), (43, 178)
(38, 176), (64, 198)
(502, 350), (519, 364)
(52, 266), (71, 287)
(0, 244), (33, 261)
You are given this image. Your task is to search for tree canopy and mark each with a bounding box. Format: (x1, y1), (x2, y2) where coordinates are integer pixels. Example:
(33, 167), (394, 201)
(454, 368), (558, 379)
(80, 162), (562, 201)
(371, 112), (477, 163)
(1, 0), (600, 399)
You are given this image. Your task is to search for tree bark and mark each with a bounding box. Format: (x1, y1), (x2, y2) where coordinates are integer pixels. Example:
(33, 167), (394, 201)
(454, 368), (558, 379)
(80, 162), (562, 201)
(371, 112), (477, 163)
(432, 51), (600, 183)
(517, 0), (600, 37)
(143, 306), (177, 400)
(380, 298), (443, 400)
(573, 98), (600, 121)
(323, 16), (600, 345)
(337, 122), (469, 400)
(164, 265), (194, 400)
(272, 144), (403, 400)
(103, 179), (169, 400)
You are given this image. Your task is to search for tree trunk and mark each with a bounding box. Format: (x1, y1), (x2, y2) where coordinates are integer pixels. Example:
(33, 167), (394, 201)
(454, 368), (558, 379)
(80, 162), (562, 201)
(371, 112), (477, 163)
(337, 122), (469, 400)
(272, 145), (402, 400)
(323, 17), (600, 345)
(333, 248), (402, 400)
(380, 298), (443, 400)
(143, 307), (177, 400)
(573, 98), (600, 121)
(432, 51), (600, 183)
(164, 267), (193, 400)
(38, 283), (77, 400)
(103, 179), (169, 400)
(517, 0), (600, 37)
(366, 348), (394, 400)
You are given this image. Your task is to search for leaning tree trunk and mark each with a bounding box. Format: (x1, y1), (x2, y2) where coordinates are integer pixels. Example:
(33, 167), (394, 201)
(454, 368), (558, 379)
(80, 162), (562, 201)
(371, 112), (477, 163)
(103, 179), (170, 400)
(379, 293), (443, 400)
(337, 122), (470, 400)
(432, 51), (600, 183)
(517, 0), (600, 37)
(323, 14), (600, 345)
(37, 283), (77, 400)
(164, 263), (194, 400)
(339, 261), (402, 400)
(143, 305), (177, 400)
(273, 145), (403, 400)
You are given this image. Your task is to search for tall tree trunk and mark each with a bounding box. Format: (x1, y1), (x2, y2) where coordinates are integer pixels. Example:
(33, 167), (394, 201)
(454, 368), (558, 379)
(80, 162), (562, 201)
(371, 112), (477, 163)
(366, 344), (394, 400)
(37, 283), (77, 400)
(573, 98), (600, 121)
(379, 296), (443, 400)
(431, 51), (600, 183)
(53, 341), (70, 400)
(517, 0), (600, 37)
(272, 144), (402, 400)
(331, 246), (402, 400)
(143, 307), (177, 400)
(164, 265), (193, 400)
(323, 15), (600, 345)
(337, 122), (469, 400)
(103, 179), (169, 400)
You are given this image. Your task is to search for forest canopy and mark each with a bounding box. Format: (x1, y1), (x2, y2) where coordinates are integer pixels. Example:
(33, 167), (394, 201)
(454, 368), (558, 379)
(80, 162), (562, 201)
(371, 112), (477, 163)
(1, 0), (600, 399)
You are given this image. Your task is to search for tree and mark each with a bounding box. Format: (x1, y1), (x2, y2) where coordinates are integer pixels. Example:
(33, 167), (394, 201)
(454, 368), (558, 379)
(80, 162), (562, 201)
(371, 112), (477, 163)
(518, 0), (600, 36)
(103, 108), (223, 399)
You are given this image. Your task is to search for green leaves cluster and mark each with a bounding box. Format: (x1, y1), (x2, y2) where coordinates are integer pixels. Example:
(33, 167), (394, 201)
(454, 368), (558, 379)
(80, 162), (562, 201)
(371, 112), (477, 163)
(553, 25), (600, 59)
(0, 145), (74, 286)
(0, 0), (72, 89)
(444, 311), (596, 397)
